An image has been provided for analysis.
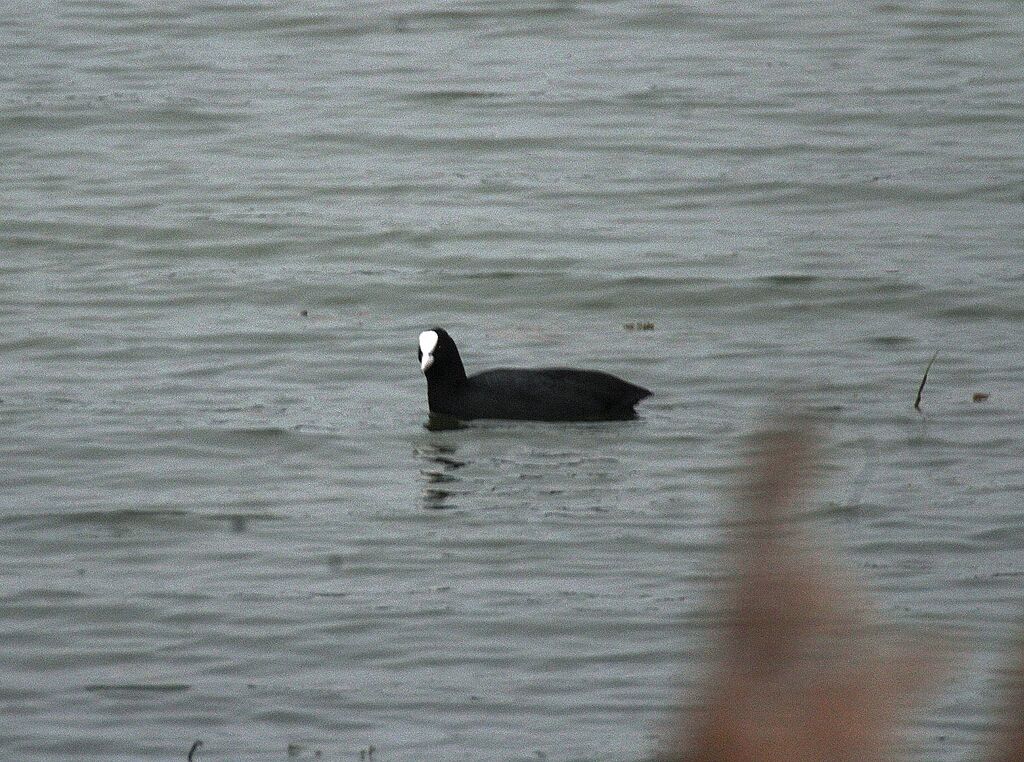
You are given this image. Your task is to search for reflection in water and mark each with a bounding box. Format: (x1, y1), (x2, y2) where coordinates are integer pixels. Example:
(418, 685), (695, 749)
(414, 438), (467, 511)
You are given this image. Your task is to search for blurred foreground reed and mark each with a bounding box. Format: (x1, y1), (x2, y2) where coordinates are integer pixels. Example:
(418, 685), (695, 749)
(661, 422), (1023, 762)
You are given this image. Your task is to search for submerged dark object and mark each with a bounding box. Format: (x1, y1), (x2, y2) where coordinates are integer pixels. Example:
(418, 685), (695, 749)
(417, 327), (651, 422)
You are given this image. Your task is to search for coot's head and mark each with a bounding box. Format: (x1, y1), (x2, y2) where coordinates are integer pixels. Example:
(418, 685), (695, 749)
(418, 327), (466, 381)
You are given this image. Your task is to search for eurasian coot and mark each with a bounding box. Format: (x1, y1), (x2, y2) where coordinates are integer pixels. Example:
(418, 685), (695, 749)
(418, 328), (651, 422)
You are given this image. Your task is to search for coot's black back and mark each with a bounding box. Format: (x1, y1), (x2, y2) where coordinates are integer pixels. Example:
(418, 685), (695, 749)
(456, 368), (650, 421)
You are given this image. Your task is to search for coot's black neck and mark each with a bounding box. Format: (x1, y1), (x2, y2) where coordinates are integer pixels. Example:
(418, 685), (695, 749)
(425, 351), (466, 415)
(425, 345), (467, 385)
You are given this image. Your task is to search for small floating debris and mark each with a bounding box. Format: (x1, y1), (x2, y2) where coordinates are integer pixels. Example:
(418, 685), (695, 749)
(914, 351), (938, 412)
(299, 309), (308, 317)
(973, 392), (990, 402)
(287, 742), (323, 758)
(624, 321), (655, 331)
(188, 740), (203, 761)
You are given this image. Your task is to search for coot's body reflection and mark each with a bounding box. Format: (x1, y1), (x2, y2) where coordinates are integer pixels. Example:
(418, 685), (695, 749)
(415, 432), (467, 511)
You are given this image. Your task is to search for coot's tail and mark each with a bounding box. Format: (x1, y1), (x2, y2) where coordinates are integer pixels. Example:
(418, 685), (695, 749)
(607, 381), (651, 419)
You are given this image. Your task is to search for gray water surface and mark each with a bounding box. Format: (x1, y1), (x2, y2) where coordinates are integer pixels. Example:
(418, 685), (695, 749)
(2, 1), (1024, 759)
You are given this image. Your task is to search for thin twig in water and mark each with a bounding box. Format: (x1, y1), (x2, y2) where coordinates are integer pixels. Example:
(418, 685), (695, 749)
(187, 740), (203, 761)
(914, 351), (938, 412)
